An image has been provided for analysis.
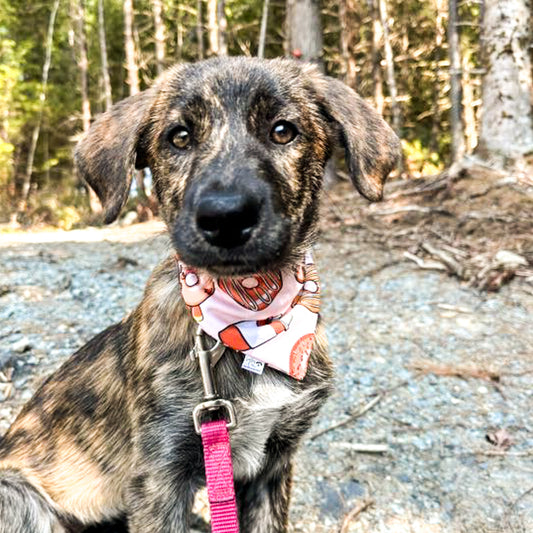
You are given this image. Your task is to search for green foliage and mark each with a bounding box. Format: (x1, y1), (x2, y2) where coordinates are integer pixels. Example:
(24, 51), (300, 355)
(402, 139), (443, 176)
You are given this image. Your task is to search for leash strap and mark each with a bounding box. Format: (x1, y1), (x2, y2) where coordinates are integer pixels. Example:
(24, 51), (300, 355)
(201, 419), (240, 533)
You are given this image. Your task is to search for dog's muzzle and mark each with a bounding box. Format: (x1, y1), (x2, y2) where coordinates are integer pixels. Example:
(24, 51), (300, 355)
(171, 175), (291, 275)
(195, 190), (262, 249)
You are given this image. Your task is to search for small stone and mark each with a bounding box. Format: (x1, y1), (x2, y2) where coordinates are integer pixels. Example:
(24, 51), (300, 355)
(11, 338), (32, 353)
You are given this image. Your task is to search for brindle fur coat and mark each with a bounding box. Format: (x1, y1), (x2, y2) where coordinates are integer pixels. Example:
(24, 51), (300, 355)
(0, 57), (399, 533)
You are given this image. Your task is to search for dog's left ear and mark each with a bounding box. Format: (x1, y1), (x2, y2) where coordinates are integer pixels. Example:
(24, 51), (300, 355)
(74, 88), (156, 223)
(323, 77), (401, 201)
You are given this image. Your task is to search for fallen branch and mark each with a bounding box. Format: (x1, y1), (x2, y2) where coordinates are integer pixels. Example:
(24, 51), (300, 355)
(403, 251), (447, 271)
(333, 442), (389, 453)
(421, 242), (466, 277)
(407, 359), (501, 382)
(370, 205), (452, 217)
(436, 303), (473, 314)
(339, 498), (374, 533)
(310, 395), (382, 441)
(472, 449), (533, 457)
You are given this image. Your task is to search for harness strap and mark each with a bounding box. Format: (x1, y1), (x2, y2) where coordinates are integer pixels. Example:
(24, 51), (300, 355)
(201, 419), (240, 533)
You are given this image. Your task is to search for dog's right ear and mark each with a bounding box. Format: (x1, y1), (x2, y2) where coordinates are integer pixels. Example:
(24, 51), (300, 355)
(74, 89), (156, 223)
(322, 77), (401, 201)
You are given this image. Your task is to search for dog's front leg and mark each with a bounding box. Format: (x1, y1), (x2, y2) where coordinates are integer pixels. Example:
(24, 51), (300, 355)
(235, 454), (293, 533)
(126, 466), (197, 533)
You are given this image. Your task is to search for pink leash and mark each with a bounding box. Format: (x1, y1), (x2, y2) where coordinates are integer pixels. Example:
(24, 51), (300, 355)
(192, 327), (240, 532)
(201, 419), (240, 532)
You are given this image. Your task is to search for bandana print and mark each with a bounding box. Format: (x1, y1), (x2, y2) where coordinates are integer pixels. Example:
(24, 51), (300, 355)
(177, 253), (320, 380)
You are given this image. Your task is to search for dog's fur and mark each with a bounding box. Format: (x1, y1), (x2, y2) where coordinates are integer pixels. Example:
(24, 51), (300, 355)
(0, 57), (399, 532)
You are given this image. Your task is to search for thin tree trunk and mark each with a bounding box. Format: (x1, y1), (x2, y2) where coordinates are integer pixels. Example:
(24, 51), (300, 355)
(73, 0), (102, 214)
(447, 0), (465, 162)
(151, 0), (166, 75)
(196, 0), (204, 60)
(176, 5), (184, 61)
(430, 0), (445, 154)
(124, 0), (140, 95)
(124, 0), (153, 217)
(12, 0), (60, 225)
(462, 52), (477, 153)
(207, 0), (219, 56)
(73, 0), (91, 135)
(378, 0), (401, 135)
(98, 0), (113, 111)
(217, 0), (227, 56)
(286, 0), (323, 64)
(371, 0), (384, 115)
(258, 0), (270, 58)
(478, 0), (533, 165)
(339, 0), (356, 89)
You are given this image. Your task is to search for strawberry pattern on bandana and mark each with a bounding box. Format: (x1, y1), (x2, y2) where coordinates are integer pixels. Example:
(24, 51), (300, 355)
(177, 252), (320, 380)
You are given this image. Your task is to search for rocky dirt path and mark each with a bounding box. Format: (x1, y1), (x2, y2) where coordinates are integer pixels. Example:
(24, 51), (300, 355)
(0, 217), (532, 533)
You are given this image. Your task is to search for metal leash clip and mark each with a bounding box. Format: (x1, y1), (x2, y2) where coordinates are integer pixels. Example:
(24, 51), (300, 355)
(192, 326), (237, 434)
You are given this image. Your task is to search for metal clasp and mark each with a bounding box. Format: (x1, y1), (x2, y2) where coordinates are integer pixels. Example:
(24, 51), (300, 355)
(192, 326), (237, 434)
(193, 398), (237, 434)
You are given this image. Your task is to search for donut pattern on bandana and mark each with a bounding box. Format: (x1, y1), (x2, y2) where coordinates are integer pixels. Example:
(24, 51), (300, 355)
(177, 253), (320, 380)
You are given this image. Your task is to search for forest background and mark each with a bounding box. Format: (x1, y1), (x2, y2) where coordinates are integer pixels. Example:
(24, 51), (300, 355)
(0, 0), (532, 228)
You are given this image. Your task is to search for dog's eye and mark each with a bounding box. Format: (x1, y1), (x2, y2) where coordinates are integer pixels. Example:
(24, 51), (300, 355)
(270, 121), (298, 145)
(169, 126), (191, 149)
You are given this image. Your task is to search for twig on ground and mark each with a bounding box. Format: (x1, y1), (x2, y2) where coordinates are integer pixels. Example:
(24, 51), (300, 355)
(421, 242), (466, 277)
(370, 205), (452, 217)
(356, 260), (404, 280)
(509, 485), (533, 509)
(472, 449), (533, 457)
(403, 251), (447, 271)
(436, 303), (473, 314)
(339, 498), (375, 533)
(407, 359), (501, 382)
(310, 395), (383, 441)
(333, 442), (389, 453)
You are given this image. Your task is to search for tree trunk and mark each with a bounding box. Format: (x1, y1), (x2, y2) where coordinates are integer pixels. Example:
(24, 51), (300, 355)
(12, 0), (60, 225)
(339, 0), (357, 89)
(462, 52), (477, 153)
(447, 0), (465, 162)
(378, 0), (401, 136)
(98, 0), (113, 112)
(371, 0), (384, 115)
(207, 0), (219, 56)
(73, 0), (102, 214)
(73, 0), (91, 134)
(124, 0), (154, 218)
(286, 0), (323, 64)
(217, 0), (227, 56)
(176, 5), (184, 61)
(196, 0), (204, 59)
(430, 0), (445, 154)
(258, 0), (270, 58)
(151, 0), (166, 75)
(124, 0), (140, 95)
(477, 0), (533, 165)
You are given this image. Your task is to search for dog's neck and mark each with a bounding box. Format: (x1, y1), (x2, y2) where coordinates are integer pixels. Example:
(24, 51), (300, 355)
(176, 253), (320, 380)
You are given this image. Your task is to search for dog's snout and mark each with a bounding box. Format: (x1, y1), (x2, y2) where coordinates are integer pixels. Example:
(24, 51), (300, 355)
(196, 191), (261, 248)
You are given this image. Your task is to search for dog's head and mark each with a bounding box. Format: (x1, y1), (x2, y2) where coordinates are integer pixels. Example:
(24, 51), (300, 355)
(75, 57), (400, 276)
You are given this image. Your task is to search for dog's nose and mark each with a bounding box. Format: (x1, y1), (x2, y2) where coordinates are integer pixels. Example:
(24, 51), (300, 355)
(196, 191), (261, 248)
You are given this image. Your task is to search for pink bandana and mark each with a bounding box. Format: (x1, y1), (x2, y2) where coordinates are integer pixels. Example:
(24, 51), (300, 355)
(177, 253), (320, 380)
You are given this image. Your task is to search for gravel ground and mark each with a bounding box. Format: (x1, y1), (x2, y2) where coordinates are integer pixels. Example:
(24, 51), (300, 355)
(0, 218), (532, 533)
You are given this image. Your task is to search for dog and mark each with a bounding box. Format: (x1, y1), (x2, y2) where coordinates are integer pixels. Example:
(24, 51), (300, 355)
(0, 57), (399, 532)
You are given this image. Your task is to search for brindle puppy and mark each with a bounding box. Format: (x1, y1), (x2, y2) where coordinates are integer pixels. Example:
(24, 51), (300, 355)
(0, 57), (399, 533)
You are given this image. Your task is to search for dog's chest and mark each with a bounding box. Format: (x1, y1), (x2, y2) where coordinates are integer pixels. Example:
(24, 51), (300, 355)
(228, 378), (300, 481)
